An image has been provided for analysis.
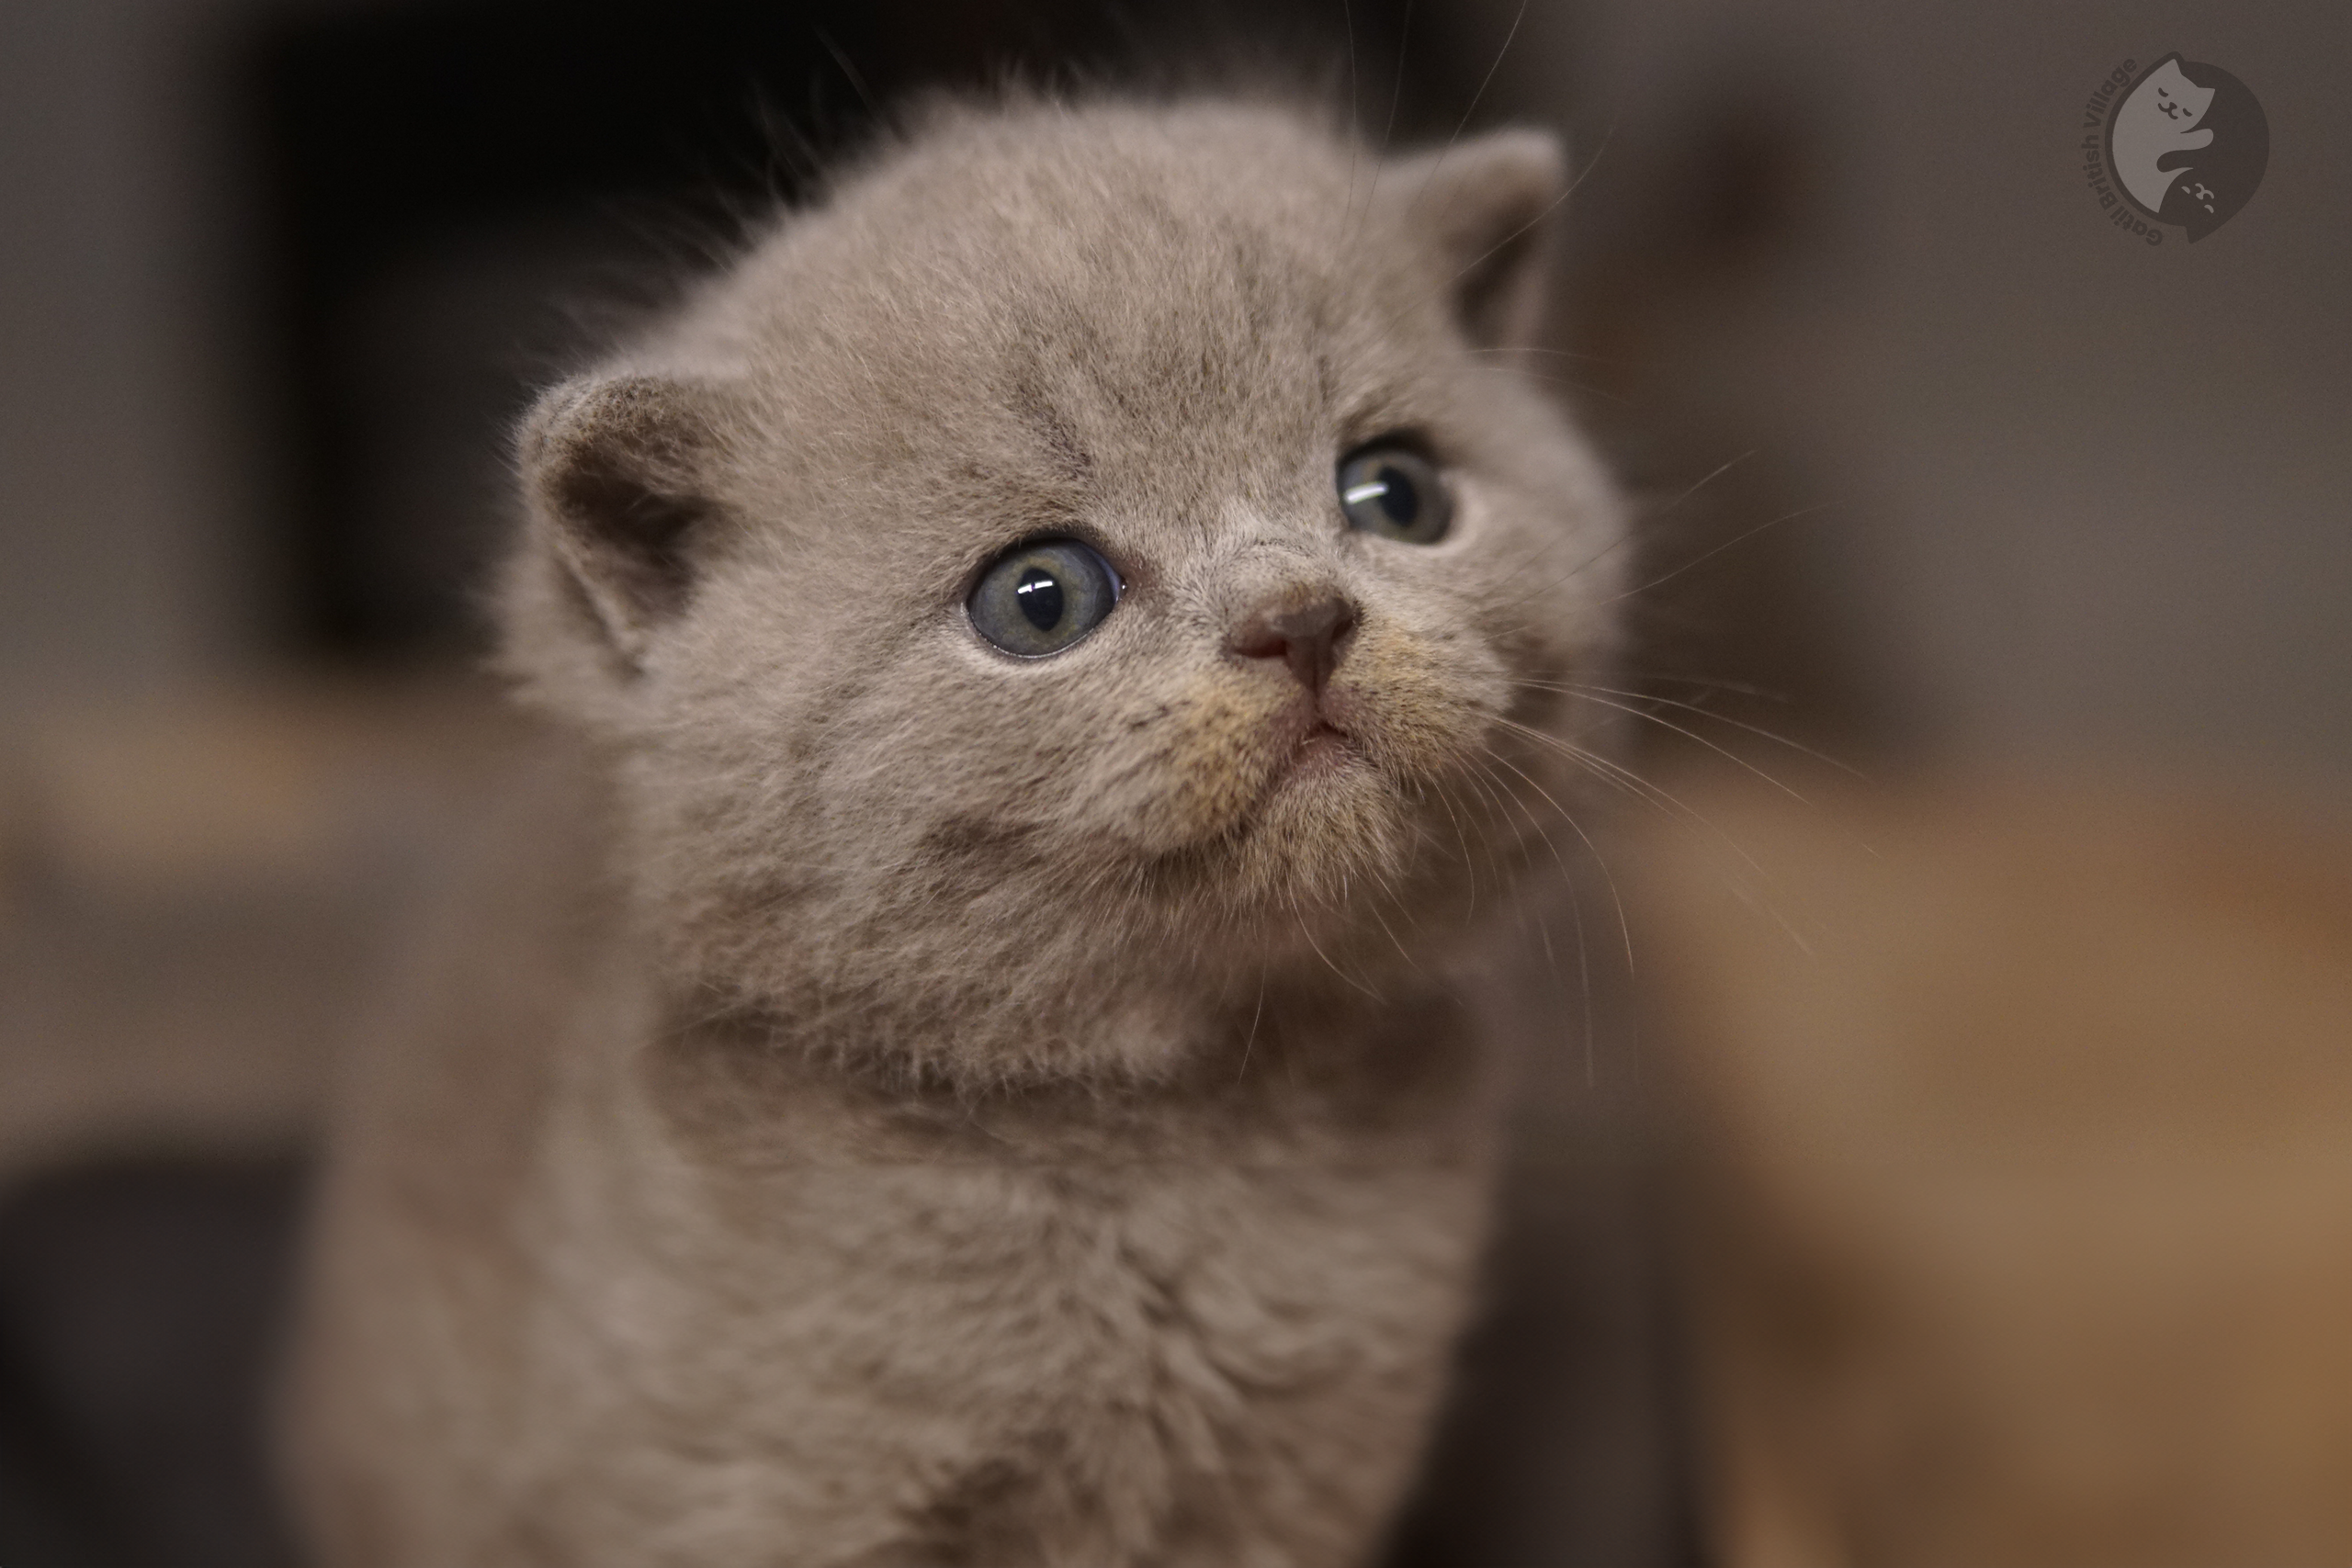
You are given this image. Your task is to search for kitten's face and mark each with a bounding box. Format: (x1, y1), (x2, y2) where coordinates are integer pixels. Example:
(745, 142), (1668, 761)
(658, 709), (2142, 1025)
(509, 103), (1623, 1080)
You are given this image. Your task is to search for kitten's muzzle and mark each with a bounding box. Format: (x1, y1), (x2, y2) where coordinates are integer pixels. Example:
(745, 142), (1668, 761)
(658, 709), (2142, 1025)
(1226, 592), (1360, 698)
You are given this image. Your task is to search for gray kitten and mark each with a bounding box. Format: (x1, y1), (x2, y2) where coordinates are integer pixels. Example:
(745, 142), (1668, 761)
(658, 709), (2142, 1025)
(281, 95), (1624, 1568)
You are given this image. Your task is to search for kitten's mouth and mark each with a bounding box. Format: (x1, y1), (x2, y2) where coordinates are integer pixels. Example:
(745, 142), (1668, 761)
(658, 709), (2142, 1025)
(1272, 719), (1360, 789)
(1295, 722), (1351, 763)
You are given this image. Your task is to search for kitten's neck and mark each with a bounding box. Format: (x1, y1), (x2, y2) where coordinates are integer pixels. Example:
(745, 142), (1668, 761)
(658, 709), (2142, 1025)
(626, 962), (1502, 1169)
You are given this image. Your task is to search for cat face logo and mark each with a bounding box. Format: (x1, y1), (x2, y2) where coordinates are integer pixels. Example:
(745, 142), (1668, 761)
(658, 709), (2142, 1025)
(2104, 54), (2268, 240)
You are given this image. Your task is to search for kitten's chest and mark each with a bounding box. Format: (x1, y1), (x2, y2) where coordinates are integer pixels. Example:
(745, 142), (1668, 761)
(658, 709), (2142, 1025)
(529, 1094), (1498, 1564)
(620, 1135), (1497, 1402)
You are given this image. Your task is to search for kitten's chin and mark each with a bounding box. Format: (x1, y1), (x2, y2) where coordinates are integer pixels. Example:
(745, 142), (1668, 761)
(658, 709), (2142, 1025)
(1217, 745), (1416, 909)
(1285, 724), (1355, 781)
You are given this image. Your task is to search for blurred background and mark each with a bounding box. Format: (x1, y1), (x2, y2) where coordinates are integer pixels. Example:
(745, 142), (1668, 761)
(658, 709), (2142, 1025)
(0, 0), (2345, 1562)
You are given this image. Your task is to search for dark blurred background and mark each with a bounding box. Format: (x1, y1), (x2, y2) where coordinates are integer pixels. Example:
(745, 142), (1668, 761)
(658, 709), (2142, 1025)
(1, 0), (2346, 1562)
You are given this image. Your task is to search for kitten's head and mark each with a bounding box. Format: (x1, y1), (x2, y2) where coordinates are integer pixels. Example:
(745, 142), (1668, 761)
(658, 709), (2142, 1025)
(503, 99), (1623, 1084)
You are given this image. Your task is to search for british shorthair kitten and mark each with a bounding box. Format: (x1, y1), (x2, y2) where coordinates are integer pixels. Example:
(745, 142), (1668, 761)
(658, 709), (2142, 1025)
(282, 95), (1625, 1567)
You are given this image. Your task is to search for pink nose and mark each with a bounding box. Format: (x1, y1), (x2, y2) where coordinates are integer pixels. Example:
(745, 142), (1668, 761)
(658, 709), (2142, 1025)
(1227, 592), (1360, 694)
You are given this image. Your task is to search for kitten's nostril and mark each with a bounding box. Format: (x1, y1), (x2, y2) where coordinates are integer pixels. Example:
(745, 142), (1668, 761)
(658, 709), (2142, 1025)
(1227, 592), (1359, 694)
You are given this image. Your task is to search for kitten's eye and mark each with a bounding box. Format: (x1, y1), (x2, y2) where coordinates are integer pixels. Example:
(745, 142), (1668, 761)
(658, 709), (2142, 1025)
(967, 538), (1122, 657)
(1337, 445), (1451, 545)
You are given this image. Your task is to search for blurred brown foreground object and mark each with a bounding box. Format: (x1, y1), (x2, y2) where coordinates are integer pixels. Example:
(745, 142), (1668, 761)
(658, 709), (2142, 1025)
(1631, 774), (2352, 1567)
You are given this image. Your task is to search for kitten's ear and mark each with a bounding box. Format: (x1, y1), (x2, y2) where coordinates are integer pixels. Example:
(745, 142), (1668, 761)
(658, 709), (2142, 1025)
(1386, 129), (1568, 350)
(518, 374), (730, 667)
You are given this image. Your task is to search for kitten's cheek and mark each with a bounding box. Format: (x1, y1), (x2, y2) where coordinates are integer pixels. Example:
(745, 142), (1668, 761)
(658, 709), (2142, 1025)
(1328, 637), (1502, 778)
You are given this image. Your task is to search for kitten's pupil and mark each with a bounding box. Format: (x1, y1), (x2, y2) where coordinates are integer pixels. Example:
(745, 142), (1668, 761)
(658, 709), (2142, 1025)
(1337, 445), (1449, 544)
(1365, 467), (1419, 528)
(1014, 567), (1064, 630)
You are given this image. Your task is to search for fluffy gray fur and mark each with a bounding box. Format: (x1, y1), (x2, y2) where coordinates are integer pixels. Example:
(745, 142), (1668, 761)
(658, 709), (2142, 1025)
(281, 96), (1624, 1568)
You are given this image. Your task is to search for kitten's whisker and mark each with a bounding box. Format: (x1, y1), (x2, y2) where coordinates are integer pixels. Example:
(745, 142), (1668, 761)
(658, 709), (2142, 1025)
(1288, 892), (1384, 1002)
(1376, 117), (1615, 358)
(1408, 0), (1530, 220)
(1430, 779), (1481, 918)
(1365, 897), (1429, 981)
(1607, 669), (1793, 704)
(1598, 504), (1829, 608)
(1477, 740), (1636, 985)
(1510, 679), (1868, 781)
(1491, 449), (1759, 615)
(1450, 759), (1521, 918)
(1464, 345), (1616, 365)
(1648, 448), (1761, 518)
(1464, 752), (1545, 885)
(1469, 743), (1604, 1085)
(1438, 119), (1614, 303)
(1495, 719), (1650, 813)
(1376, 0), (1412, 160)
(1363, 852), (1421, 939)
(812, 29), (879, 120)
(1543, 687), (1819, 807)
(1237, 969), (1267, 1086)
(1467, 360), (1633, 407)
(1467, 751), (1571, 929)
(1492, 716), (1810, 952)
(1462, 769), (1521, 918)
(1339, 0), (1362, 229)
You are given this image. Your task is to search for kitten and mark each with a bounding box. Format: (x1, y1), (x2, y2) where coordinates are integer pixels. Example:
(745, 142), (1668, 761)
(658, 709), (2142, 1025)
(280, 95), (1625, 1568)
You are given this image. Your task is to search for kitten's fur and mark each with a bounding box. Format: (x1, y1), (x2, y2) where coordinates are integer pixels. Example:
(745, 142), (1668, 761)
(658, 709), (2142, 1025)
(282, 96), (1624, 1567)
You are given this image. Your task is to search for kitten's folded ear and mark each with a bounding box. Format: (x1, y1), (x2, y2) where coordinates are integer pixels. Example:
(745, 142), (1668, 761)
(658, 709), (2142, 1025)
(516, 373), (732, 670)
(1385, 129), (1568, 351)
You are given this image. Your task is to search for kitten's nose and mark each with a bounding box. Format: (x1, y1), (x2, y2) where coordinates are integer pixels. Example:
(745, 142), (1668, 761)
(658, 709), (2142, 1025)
(1227, 592), (1360, 695)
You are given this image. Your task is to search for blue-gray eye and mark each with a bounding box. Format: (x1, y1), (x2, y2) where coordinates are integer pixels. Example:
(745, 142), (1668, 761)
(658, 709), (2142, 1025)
(967, 538), (1122, 657)
(1337, 445), (1451, 544)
